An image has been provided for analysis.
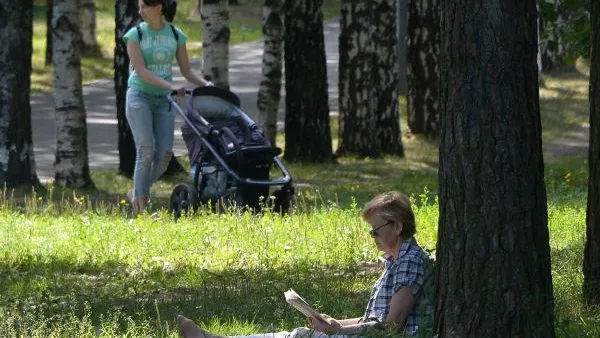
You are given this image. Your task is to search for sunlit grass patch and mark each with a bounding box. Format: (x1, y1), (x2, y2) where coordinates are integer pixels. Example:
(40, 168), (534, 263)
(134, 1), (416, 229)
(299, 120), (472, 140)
(1, 165), (597, 337)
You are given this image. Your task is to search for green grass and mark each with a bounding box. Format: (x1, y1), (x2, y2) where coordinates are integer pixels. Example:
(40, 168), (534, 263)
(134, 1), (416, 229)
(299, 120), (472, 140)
(0, 152), (598, 337)
(31, 0), (341, 92)
(12, 1), (599, 336)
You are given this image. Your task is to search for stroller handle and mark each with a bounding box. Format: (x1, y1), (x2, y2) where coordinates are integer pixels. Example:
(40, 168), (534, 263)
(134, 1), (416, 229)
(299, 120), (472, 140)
(168, 89), (193, 99)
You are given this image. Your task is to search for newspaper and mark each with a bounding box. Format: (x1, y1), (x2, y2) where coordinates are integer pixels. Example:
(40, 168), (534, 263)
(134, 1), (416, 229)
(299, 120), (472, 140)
(284, 289), (327, 323)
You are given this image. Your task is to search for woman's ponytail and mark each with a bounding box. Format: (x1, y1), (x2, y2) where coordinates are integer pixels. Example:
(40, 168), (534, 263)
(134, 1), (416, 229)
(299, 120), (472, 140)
(163, 0), (177, 22)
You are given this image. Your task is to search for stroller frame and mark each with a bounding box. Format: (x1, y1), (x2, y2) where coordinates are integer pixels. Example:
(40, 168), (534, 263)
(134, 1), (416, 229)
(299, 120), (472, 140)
(168, 87), (293, 217)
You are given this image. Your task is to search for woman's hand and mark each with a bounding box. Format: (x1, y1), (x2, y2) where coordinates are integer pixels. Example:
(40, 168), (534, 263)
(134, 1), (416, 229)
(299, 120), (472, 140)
(308, 314), (343, 335)
(170, 85), (186, 96)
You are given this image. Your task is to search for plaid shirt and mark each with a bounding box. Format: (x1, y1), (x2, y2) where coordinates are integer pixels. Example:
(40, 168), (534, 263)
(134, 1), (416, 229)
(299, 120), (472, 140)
(363, 237), (429, 336)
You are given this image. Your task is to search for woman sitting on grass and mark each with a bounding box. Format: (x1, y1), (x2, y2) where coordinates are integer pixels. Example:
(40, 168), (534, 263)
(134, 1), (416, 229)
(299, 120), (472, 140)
(178, 191), (432, 337)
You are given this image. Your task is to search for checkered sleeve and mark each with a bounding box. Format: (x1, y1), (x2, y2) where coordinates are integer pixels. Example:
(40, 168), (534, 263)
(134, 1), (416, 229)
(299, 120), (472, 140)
(392, 250), (426, 297)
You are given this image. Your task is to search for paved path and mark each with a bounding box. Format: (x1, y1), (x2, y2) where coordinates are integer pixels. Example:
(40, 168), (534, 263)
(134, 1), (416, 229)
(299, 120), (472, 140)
(30, 19), (589, 182)
(31, 21), (340, 182)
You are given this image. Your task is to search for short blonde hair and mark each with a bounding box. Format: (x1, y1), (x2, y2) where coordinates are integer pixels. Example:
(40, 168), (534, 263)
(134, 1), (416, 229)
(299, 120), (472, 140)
(362, 191), (416, 238)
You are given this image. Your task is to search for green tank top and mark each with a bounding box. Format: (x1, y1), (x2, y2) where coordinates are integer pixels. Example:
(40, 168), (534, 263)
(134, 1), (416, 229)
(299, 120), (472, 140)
(123, 22), (188, 95)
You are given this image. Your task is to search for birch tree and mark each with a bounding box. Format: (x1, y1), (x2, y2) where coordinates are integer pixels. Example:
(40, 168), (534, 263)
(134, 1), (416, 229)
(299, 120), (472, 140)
(0, 0), (39, 186)
(201, 0), (230, 89)
(80, 0), (101, 56)
(256, 0), (284, 146)
(283, 0), (332, 162)
(114, 0), (139, 178)
(336, 0), (376, 157)
(407, 0), (439, 137)
(46, 0), (53, 65)
(372, 0), (403, 156)
(53, 0), (94, 188)
(397, 0), (408, 96)
(436, 0), (555, 335)
(337, 0), (403, 158)
(584, 0), (600, 306)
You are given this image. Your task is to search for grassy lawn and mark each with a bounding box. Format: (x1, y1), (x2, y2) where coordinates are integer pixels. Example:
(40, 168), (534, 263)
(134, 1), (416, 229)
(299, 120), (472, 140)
(0, 152), (596, 337)
(2, 66), (598, 335)
(9, 1), (598, 336)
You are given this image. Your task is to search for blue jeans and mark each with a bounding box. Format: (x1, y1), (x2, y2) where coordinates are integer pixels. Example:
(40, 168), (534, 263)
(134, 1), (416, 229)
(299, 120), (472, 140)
(126, 88), (175, 200)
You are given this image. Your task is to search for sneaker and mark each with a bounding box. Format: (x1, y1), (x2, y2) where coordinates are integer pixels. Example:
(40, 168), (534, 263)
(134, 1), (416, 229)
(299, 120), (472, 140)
(127, 190), (140, 216)
(176, 315), (225, 338)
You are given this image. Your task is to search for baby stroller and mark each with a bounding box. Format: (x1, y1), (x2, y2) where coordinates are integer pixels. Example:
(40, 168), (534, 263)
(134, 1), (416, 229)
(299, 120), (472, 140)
(168, 86), (294, 218)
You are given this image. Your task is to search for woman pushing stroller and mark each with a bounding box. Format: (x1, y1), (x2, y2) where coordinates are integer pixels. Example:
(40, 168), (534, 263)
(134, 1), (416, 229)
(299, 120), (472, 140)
(124, 0), (212, 215)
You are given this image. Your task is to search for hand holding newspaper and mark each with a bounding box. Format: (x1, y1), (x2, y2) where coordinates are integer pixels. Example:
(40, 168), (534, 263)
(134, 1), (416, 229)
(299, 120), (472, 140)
(284, 289), (328, 323)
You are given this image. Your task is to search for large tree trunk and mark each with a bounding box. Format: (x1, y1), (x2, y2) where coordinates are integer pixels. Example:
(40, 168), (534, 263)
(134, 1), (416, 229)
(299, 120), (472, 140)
(336, 0), (378, 158)
(201, 0), (230, 89)
(256, 0), (284, 146)
(372, 0), (403, 156)
(80, 0), (101, 56)
(407, 0), (439, 137)
(436, 0), (556, 337)
(337, 0), (403, 158)
(584, 0), (600, 306)
(52, 0), (94, 188)
(396, 0), (408, 96)
(0, 0), (39, 187)
(283, 0), (333, 163)
(114, 0), (138, 178)
(46, 0), (53, 65)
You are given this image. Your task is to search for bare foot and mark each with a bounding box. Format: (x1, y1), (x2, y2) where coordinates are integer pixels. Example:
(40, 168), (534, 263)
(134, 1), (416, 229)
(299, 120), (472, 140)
(177, 315), (225, 338)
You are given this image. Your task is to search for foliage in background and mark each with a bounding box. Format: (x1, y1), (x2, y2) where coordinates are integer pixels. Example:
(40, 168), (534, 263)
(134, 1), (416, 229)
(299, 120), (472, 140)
(540, 0), (591, 64)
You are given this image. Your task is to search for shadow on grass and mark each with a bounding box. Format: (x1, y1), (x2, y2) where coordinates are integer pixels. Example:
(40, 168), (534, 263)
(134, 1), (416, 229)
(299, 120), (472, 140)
(1, 256), (376, 334)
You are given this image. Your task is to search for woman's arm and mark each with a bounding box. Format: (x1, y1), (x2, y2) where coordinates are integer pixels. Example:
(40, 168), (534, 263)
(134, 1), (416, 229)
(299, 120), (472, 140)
(127, 40), (180, 91)
(336, 317), (363, 326)
(309, 286), (415, 335)
(310, 315), (378, 335)
(385, 285), (415, 330)
(176, 43), (211, 87)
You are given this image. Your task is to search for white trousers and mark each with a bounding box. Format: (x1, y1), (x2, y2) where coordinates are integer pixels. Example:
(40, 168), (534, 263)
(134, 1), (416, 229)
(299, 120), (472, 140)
(230, 327), (350, 338)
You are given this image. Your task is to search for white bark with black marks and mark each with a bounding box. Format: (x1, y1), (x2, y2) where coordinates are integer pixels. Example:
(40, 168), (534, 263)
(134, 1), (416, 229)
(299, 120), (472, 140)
(337, 0), (379, 157)
(201, 0), (230, 89)
(256, 0), (284, 146)
(407, 0), (439, 137)
(337, 0), (403, 158)
(52, 0), (94, 188)
(80, 0), (101, 55)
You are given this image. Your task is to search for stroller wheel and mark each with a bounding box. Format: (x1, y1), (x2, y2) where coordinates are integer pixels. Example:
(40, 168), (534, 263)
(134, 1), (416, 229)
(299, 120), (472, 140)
(273, 184), (294, 214)
(170, 183), (198, 219)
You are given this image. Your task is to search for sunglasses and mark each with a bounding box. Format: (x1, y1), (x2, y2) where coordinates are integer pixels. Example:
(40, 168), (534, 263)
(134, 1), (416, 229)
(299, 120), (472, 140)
(369, 220), (394, 237)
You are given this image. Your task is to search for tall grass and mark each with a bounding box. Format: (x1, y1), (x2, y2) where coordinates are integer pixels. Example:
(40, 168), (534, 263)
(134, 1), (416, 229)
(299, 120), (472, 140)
(1, 157), (598, 337)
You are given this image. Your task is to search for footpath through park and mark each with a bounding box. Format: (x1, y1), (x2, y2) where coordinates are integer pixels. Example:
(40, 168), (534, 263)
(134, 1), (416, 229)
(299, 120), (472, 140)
(30, 19), (590, 182)
(30, 21), (340, 182)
